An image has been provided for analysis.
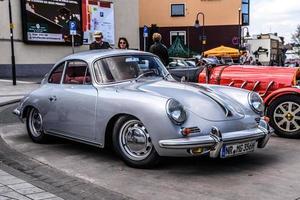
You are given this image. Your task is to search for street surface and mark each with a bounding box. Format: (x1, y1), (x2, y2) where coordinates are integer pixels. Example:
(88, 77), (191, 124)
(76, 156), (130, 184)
(1, 104), (300, 200)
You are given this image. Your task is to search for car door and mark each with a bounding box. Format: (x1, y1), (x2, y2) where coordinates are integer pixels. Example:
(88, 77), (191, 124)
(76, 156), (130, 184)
(46, 60), (97, 141)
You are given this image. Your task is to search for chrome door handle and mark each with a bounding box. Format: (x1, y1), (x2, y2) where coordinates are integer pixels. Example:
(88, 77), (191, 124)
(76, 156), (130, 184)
(49, 96), (57, 102)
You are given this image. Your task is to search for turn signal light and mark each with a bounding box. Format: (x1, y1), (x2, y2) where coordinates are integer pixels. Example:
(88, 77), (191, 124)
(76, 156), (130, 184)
(263, 116), (270, 123)
(181, 128), (192, 136)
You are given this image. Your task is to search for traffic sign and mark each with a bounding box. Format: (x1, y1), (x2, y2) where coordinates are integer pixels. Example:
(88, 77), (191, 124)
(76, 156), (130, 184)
(143, 25), (148, 38)
(69, 21), (77, 35)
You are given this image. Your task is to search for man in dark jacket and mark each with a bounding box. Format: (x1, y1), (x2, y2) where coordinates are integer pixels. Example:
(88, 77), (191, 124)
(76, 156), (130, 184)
(149, 33), (169, 66)
(89, 32), (111, 50)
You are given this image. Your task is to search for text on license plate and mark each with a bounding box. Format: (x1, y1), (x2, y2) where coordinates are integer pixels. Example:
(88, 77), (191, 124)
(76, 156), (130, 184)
(220, 141), (256, 158)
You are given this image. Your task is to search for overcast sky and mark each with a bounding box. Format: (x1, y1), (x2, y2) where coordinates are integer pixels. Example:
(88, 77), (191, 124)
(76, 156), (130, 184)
(249, 0), (300, 43)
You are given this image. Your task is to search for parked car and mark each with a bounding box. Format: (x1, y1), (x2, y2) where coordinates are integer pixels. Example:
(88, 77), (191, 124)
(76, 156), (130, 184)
(168, 57), (202, 82)
(168, 60), (300, 138)
(13, 50), (271, 168)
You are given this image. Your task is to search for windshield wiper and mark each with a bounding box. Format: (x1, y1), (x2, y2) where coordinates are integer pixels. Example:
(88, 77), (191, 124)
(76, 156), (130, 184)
(134, 69), (157, 82)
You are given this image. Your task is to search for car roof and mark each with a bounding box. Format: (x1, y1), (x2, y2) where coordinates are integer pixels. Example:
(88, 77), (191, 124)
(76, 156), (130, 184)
(61, 49), (154, 64)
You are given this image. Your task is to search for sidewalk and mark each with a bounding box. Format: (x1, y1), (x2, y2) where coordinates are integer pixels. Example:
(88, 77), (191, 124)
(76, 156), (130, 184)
(0, 79), (40, 106)
(0, 169), (63, 200)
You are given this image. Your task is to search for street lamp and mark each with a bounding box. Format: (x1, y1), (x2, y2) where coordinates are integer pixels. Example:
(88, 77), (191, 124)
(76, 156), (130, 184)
(0, 0), (16, 85)
(238, 8), (241, 51)
(194, 12), (205, 55)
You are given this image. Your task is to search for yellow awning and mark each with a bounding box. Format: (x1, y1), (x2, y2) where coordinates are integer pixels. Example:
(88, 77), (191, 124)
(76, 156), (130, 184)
(204, 45), (241, 58)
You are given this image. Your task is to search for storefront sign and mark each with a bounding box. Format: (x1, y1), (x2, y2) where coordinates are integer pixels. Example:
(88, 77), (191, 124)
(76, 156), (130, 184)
(82, 1), (115, 45)
(21, 0), (82, 45)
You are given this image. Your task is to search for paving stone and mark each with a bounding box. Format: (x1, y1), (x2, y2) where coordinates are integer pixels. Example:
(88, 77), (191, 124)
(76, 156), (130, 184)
(44, 197), (64, 200)
(0, 195), (10, 200)
(1, 191), (31, 200)
(15, 187), (44, 195)
(0, 177), (25, 185)
(0, 186), (12, 194)
(26, 192), (57, 200)
(7, 182), (35, 190)
(0, 171), (9, 176)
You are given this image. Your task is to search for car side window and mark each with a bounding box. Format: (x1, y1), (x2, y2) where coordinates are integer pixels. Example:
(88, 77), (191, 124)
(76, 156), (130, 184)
(63, 60), (91, 85)
(48, 62), (65, 84)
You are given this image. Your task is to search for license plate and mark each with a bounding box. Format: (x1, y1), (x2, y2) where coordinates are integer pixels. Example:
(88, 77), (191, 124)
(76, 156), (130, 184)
(220, 141), (256, 158)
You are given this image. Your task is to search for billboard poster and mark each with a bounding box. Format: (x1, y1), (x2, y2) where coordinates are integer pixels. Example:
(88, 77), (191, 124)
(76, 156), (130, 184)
(82, 0), (115, 45)
(21, 0), (82, 45)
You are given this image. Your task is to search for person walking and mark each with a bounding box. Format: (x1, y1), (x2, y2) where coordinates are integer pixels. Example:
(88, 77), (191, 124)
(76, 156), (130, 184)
(118, 37), (129, 49)
(149, 33), (169, 66)
(89, 32), (111, 50)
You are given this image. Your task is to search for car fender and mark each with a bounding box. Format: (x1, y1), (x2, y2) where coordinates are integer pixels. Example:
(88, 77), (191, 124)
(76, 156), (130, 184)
(264, 87), (300, 106)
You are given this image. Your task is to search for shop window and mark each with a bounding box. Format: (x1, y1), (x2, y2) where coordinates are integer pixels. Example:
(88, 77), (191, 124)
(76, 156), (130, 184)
(170, 31), (186, 45)
(171, 4), (185, 17)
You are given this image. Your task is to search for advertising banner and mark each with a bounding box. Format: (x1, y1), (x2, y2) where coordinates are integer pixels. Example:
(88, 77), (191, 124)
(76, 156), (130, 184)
(82, 0), (115, 45)
(21, 0), (82, 45)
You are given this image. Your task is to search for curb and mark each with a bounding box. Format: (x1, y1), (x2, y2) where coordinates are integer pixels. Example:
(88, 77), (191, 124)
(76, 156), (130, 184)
(0, 99), (21, 107)
(0, 122), (134, 200)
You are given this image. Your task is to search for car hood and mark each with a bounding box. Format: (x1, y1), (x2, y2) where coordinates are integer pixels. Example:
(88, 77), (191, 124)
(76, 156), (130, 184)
(133, 79), (245, 121)
(218, 65), (300, 87)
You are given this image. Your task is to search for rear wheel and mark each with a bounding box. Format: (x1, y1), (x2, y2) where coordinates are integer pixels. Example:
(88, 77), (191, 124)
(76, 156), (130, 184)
(267, 95), (300, 138)
(112, 116), (160, 168)
(26, 107), (48, 143)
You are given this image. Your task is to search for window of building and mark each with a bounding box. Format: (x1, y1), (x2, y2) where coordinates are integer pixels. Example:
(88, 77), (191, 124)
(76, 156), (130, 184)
(171, 4), (185, 17)
(170, 31), (186, 45)
(48, 62), (65, 84)
(242, 0), (250, 25)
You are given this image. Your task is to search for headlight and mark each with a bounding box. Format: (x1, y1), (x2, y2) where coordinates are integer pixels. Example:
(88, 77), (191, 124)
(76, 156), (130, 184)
(166, 99), (187, 125)
(248, 92), (264, 114)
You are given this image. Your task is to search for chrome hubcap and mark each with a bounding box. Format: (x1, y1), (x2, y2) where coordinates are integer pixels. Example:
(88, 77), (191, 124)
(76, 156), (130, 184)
(119, 120), (153, 161)
(29, 109), (43, 137)
(274, 102), (300, 132)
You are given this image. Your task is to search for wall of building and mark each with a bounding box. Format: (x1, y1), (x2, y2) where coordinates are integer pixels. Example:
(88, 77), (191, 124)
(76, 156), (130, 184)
(0, 0), (139, 77)
(139, 0), (242, 53)
(139, 0), (242, 27)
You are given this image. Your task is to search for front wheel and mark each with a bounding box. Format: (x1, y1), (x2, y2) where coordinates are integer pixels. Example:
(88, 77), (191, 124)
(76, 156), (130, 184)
(26, 107), (48, 143)
(112, 116), (160, 168)
(267, 95), (300, 138)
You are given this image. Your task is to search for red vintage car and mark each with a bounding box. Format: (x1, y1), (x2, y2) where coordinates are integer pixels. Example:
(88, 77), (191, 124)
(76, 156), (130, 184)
(198, 65), (300, 138)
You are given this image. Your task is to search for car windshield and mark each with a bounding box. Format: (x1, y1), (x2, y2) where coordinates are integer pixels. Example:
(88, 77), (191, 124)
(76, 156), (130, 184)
(94, 55), (169, 83)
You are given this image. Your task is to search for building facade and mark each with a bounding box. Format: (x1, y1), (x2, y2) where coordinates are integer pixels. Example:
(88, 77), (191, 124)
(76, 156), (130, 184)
(139, 0), (249, 54)
(0, 0), (139, 78)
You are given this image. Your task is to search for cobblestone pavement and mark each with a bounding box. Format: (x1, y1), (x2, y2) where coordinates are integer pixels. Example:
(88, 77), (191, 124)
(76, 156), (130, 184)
(0, 104), (133, 200)
(0, 169), (63, 200)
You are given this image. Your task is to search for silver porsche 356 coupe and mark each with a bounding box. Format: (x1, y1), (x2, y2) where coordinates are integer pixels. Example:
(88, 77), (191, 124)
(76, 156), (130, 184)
(14, 50), (272, 168)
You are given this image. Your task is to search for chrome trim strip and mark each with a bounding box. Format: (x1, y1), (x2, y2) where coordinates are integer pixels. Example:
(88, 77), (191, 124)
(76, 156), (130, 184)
(261, 81), (274, 97)
(241, 81), (248, 88)
(252, 81), (260, 91)
(46, 130), (103, 148)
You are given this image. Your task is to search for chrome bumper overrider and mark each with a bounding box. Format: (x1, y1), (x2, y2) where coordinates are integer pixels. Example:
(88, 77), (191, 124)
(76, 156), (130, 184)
(13, 108), (21, 117)
(159, 120), (272, 158)
(13, 108), (24, 123)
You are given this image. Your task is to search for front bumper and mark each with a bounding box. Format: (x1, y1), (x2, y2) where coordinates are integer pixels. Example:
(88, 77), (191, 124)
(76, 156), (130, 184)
(159, 120), (272, 158)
